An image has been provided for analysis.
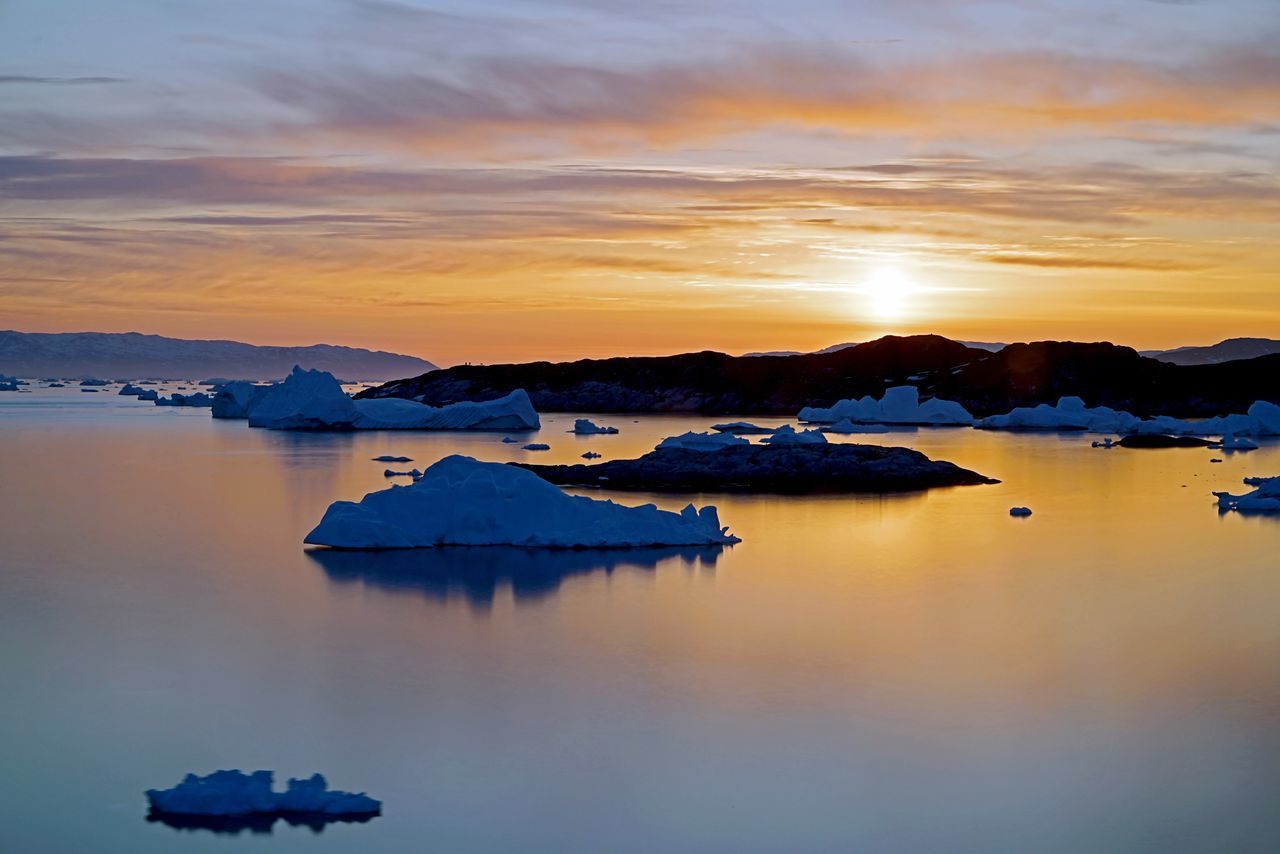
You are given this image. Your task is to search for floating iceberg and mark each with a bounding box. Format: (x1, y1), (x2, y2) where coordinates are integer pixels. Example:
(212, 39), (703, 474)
(372, 455), (413, 463)
(977, 396), (1137, 432)
(212, 381), (273, 419)
(248, 367), (359, 429)
(522, 443), (550, 451)
(1009, 506), (1033, 517)
(821, 418), (889, 434)
(978, 396), (1280, 437)
(305, 455), (738, 549)
(761, 424), (828, 445)
(798, 386), (973, 425)
(119, 383), (147, 396)
(570, 418), (618, 434)
(1215, 476), (1280, 514)
(655, 431), (750, 452)
(353, 390), (539, 431)
(146, 770), (380, 817)
(155, 392), (214, 407)
(582, 451), (602, 459)
(710, 421), (779, 435)
(1214, 433), (1258, 451)
(384, 468), (422, 478)
(245, 367), (540, 431)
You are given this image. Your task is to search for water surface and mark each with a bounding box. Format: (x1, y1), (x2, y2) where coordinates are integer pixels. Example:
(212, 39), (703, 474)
(2, 387), (1278, 852)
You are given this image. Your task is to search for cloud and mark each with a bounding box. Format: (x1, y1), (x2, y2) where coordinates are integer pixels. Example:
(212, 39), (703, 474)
(0, 75), (128, 85)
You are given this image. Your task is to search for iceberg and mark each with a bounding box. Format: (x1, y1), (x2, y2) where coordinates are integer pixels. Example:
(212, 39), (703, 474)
(372, 455), (413, 463)
(384, 468), (422, 478)
(119, 383), (147, 396)
(248, 367), (360, 429)
(570, 418), (619, 434)
(582, 451), (602, 459)
(710, 421), (780, 435)
(798, 386), (973, 425)
(305, 455), (739, 549)
(655, 431), (751, 452)
(977, 396), (1137, 432)
(146, 770), (380, 817)
(154, 392), (214, 407)
(822, 418), (890, 434)
(244, 366), (540, 431)
(353, 390), (539, 431)
(1214, 476), (1280, 514)
(1009, 506), (1033, 517)
(212, 381), (273, 419)
(522, 443), (550, 451)
(1214, 432), (1258, 451)
(761, 424), (828, 445)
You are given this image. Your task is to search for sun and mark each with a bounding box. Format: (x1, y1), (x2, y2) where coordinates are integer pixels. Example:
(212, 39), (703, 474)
(861, 265), (917, 320)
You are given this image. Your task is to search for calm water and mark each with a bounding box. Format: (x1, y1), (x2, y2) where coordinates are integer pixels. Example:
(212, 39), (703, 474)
(2, 386), (1279, 853)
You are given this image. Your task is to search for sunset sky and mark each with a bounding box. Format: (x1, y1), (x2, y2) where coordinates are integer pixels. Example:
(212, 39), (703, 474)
(2, 0), (1278, 365)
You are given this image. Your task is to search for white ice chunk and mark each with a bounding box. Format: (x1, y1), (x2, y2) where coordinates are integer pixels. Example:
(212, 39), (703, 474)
(305, 455), (740, 549)
(655, 431), (751, 452)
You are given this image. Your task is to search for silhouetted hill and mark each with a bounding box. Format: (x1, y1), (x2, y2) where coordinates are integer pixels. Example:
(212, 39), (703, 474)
(0, 330), (436, 381)
(1146, 337), (1280, 366)
(360, 335), (1280, 417)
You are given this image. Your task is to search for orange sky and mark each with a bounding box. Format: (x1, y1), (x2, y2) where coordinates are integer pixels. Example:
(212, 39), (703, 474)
(2, 0), (1278, 365)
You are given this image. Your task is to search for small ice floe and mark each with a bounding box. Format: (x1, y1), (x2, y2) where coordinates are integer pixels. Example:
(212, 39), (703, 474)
(501, 437), (520, 443)
(655, 431), (750, 452)
(80, 388), (101, 393)
(305, 455), (739, 549)
(710, 421), (778, 435)
(119, 383), (148, 396)
(799, 386), (973, 426)
(1214, 476), (1280, 514)
(761, 424), (828, 445)
(822, 418), (889, 434)
(522, 443), (551, 451)
(582, 451), (602, 459)
(1213, 432), (1259, 452)
(372, 455), (413, 463)
(1091, 437), (1117, 448)
(146, 770), (380, 818)
(570, 418), (619, 435)
(1009, 506), (1033, 517)
(384, 468), (422, 478)
(79, 378), (109, 387)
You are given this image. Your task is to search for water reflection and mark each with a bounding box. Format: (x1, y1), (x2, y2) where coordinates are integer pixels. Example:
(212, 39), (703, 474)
(146, 809), (378, 837)
(308, 545), (724, 607)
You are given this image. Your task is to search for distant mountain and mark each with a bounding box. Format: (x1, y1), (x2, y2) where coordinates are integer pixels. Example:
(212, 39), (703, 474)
(744, 340), (1006, 357)
(0, 331), (437, 381)
(1145, 337), (1280, 366)
(360, 335), (1279, 417)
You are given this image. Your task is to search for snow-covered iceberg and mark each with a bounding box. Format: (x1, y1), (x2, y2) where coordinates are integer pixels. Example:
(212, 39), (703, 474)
(976, 396), (1137, 432)
(570, 418), (618, 434)
(1215, 476), (1280, 514)
(212, 380), (273, 419)
(305, 455), (739, 549)
(155, 392), (214, 407)
(978, 396), (1280, 437)
(353, 391), (539, 431)
(761, 425), (827, 445)
(145, 770), (381, 817)
(798, 386), (973, 426)
(655, 431), (750, 452)
(244, 366), (540, 431)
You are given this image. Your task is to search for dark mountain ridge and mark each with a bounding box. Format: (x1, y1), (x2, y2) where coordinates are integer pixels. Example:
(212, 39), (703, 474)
(360, 335), (1280, 418)
(0, 330), (436, 381)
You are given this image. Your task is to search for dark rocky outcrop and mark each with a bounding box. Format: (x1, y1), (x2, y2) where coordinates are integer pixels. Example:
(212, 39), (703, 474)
(359, 335), (1280, 418)
(514, 443), (998, 494)
(1117, 435), (1214, 449)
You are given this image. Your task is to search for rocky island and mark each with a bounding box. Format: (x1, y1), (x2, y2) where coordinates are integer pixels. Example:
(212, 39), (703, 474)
(515, 442), (997, 494)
